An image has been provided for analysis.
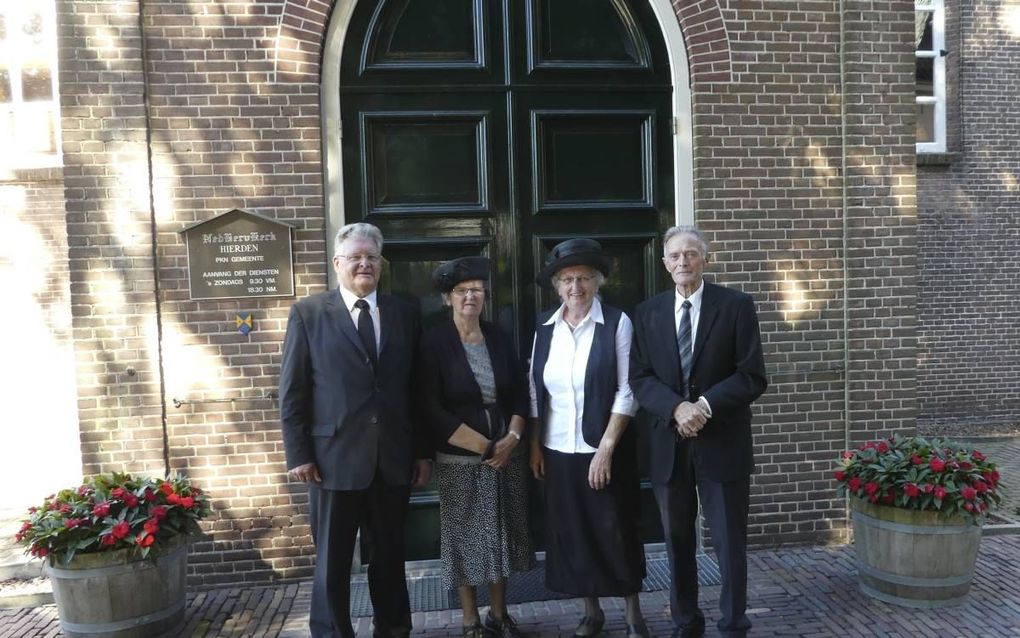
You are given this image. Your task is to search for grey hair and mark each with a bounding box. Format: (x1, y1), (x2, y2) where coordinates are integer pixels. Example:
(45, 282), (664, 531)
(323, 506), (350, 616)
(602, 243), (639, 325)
(662, 225), (710, 257)
(333, 222), (384, 257)
(552, 267), (605, 290)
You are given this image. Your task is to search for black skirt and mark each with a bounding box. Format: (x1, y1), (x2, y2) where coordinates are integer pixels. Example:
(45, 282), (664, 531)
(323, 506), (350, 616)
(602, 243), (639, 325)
(542, 439), (646, 597)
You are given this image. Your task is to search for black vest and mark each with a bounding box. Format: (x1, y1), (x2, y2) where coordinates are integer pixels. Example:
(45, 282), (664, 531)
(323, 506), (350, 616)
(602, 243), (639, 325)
(532, 303), (623, 449)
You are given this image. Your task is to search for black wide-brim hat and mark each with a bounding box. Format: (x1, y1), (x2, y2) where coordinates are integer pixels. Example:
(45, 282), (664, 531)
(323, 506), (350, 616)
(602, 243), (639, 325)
(432, 256), (491, 292)
(535, 238), (611, 289)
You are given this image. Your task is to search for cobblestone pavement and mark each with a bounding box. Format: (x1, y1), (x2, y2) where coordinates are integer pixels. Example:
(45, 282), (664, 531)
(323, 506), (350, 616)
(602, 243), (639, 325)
(2, 536), (1019, 637)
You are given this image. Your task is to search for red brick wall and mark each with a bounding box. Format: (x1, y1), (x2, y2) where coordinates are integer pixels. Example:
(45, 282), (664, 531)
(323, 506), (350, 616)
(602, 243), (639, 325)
(56, 0), (918, 585)
(917, 0), (1020, 430)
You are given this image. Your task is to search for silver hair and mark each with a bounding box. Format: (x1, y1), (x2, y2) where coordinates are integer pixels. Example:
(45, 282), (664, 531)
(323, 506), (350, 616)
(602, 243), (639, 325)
(333, 222), (384, 257)
(662, 225), (710, 257)
(553, 267), (605, 290)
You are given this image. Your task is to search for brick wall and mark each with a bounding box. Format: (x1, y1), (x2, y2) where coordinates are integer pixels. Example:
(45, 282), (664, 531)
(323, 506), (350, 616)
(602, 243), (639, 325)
(0, 166), (81, 509)
(55, 0), (918, 585)
(917, 0), (1020, 429)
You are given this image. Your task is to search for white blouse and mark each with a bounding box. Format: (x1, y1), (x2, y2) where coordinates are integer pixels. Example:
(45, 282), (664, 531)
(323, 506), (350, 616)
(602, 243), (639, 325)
(529, 298), (637, 454)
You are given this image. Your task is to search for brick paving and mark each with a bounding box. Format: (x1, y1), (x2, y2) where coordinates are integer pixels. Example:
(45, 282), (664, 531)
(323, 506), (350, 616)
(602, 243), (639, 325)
(2, 536), (1019, 637)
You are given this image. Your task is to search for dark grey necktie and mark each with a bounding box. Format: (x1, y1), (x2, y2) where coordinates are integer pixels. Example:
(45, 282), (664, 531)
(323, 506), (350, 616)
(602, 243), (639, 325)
(677, 299), (693, 391)
(354, 299), (378, 369)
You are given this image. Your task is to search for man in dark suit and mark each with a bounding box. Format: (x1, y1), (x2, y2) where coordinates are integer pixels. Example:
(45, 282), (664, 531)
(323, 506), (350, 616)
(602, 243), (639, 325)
(630, 226), (767, 638)
(279, 222), (430, 638)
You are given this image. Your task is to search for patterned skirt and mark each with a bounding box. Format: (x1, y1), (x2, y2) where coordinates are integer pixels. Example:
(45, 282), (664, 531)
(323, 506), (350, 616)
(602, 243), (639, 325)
(435, 447), (536, 590)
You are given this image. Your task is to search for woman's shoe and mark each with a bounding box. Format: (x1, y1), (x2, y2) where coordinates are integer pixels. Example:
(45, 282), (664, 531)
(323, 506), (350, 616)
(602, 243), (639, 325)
(626, 620), (651, 638)
(463, 620), (488, 638)
(484, 611), (525, 638)
(572, 609), (605, 637)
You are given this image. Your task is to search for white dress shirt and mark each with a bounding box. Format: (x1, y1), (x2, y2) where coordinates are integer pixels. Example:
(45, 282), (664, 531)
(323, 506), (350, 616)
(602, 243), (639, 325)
(338, 286), (380, 348)
(675, 281), (712, 414)
(529, 298), (638, 454)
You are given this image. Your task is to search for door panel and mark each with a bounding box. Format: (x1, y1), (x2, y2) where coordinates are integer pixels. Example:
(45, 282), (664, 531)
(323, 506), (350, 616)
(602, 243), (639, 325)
(340, 0), (675, 561)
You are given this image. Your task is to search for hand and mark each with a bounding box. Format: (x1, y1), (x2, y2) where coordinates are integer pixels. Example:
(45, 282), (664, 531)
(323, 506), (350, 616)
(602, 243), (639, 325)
(530, 441), (545, 480)
(287, 462), (321, 483)
(673, 401), (708, 438)
(588, 445), (614, 490)
(484, 434), (518, 470)
(412, 459), (432, 487)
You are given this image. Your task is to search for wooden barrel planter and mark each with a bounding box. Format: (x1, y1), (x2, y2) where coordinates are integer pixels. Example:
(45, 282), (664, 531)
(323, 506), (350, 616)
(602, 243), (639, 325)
(46, 540), (187, 638)
(850, 497), (981, 608)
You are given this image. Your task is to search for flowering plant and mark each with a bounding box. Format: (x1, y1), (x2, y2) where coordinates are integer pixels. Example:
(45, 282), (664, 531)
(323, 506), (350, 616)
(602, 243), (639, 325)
(835, 436), (1002, 523)
(14, 472), (211, 564)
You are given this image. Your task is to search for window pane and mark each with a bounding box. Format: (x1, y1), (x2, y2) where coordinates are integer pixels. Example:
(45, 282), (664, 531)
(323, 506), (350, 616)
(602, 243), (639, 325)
(21, 67), (52, 101)
(916, 11), (933, 51)
(22, 11), (44, 45)
(917, 102), (935, 143)
(916, 56), (933, 97)
(0, 68), (10, 102)
(17, 107), (56, 153)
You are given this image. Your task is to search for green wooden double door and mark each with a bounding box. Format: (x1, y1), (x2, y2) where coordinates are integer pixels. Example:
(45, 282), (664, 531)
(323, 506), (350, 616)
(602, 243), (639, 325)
(338, 0), (676, 560)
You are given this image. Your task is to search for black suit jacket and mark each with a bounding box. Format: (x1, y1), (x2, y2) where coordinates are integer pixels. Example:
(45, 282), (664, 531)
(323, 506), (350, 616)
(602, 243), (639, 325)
(416, 319), (529, 455)
(630, 281), (767, 483)
(279, 288), (421, 490)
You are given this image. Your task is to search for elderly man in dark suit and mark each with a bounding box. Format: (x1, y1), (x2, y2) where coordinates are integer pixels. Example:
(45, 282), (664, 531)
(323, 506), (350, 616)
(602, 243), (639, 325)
(630, 226), (767, 638)
(280, 222), (430, 638)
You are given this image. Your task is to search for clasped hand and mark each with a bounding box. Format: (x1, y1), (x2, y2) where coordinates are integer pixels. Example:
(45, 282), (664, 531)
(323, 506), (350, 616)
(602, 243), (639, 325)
(673, 400), (709, 438)
(484, 433), (518, 470)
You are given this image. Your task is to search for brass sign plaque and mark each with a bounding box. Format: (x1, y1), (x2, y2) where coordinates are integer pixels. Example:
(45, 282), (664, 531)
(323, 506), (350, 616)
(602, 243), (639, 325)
(180, 209), (295, 300)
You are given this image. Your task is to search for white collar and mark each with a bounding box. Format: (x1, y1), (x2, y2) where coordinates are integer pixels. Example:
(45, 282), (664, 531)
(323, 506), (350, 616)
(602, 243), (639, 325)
(674, 280), (705, 312)
(338, 286), (378, 312)
(544, 296), (605, 326)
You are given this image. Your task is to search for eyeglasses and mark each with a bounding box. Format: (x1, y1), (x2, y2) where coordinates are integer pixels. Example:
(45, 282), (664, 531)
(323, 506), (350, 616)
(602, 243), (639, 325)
(451, 287), (486, 297)
(556, 275), (594, 286)
(337, 254), (382, 265)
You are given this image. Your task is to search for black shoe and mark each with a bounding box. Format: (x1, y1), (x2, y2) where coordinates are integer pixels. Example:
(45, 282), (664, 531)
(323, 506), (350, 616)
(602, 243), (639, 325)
(573, 609), (605, 638)
(670, 621), (705, 638)
(626, 620), (651, 638)
(463, 620), (489, 638)
(485, 611), (525, 638)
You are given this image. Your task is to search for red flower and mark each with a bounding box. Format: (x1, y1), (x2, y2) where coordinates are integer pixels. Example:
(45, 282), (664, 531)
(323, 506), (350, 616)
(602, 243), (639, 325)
(979, 502), (988, 512)
(876, 442), (889, 454)
(59, 504), (72, 515)
(929, 458), (946, 473)
(961, 486), (977, 501)
(904, 483), (920, 498)
(864, 482), (880, 496)
(111, 487), (128, 501)
(934, 486), (948, 500)
(975, 481), (988, 494)
(64, 518), (86, 529)
(151, 506), (168, 522)
(834, 469), (846, 481)
(135, 533), (155, 548)
(973, 450), (986, 462)
(159, 483), (174, 496)
(111, 522), (131, 540)
(19, 522), (31, 533)
(100, 534), (116, 547)
(922, 483), (934, 494)
(167, 493), (181, 506)
(958, 461), (973, 470)
(911, 455), (923, 465)
(143, 489), (156, 503)
(92, 502), (111, 518)
(180, 496), (195, 509)
(31, 546), (48, 558)
(123, 494), (140, 509)
(848, 477), (863, 493)
(143, 518), (160, 535)
(964, 502), (975, 512)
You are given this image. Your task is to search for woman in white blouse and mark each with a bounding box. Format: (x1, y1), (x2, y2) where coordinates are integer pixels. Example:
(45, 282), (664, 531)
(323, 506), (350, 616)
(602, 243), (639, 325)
(528, 238), (648, 638)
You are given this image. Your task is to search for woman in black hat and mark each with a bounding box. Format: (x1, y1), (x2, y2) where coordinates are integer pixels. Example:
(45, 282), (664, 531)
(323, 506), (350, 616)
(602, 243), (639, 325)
(528, 239), (648, 638)
(417, 256), (536, 638)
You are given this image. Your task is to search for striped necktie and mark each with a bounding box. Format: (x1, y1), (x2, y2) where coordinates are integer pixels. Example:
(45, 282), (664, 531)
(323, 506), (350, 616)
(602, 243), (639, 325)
(677, 299), (692, 394)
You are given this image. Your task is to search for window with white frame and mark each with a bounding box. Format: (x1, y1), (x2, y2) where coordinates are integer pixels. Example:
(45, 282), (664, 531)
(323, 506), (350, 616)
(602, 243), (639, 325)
(0, 1), (60, 167)
(916, 0), (946, 153)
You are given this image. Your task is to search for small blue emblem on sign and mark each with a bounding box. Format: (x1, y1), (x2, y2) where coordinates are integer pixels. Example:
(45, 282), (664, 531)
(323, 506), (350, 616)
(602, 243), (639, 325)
(236, 312), (254, 335)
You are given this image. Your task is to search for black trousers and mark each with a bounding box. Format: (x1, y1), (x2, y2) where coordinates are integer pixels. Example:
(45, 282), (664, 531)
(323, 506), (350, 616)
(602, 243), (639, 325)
(653, 442), (751, 638)
(308, 477), (412, 638)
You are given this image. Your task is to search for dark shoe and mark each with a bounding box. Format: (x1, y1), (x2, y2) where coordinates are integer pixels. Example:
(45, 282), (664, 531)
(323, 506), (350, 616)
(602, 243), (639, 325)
(485, 611), (525, 638)
(463, 620), (488, 638)
(670, 621), (705, 638)
(626, 621), (651, 638)
(573, 609), (605, 637)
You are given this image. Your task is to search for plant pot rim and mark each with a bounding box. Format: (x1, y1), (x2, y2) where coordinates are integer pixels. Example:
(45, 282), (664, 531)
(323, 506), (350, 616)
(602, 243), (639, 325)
(850, 496), (980, 527)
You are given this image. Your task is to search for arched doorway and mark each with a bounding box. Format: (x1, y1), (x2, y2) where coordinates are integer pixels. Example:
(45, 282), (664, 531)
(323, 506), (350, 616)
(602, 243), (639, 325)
(322, 0), (693, 560)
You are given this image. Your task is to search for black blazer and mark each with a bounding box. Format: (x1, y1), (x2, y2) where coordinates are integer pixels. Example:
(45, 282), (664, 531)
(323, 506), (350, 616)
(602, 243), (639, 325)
(630, 281), (768, 483)
(279, 288), (422, 490)
(417, 319), (529, 455)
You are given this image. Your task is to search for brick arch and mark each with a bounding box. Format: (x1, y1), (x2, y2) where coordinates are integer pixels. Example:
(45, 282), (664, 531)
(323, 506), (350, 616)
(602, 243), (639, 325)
(274, 0), (732, 85)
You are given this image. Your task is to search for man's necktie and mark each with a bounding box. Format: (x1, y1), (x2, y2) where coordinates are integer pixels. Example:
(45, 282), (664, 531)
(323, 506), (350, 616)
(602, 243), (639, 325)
(354, 299), (378, 369)
(677, 299), (693, 395)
